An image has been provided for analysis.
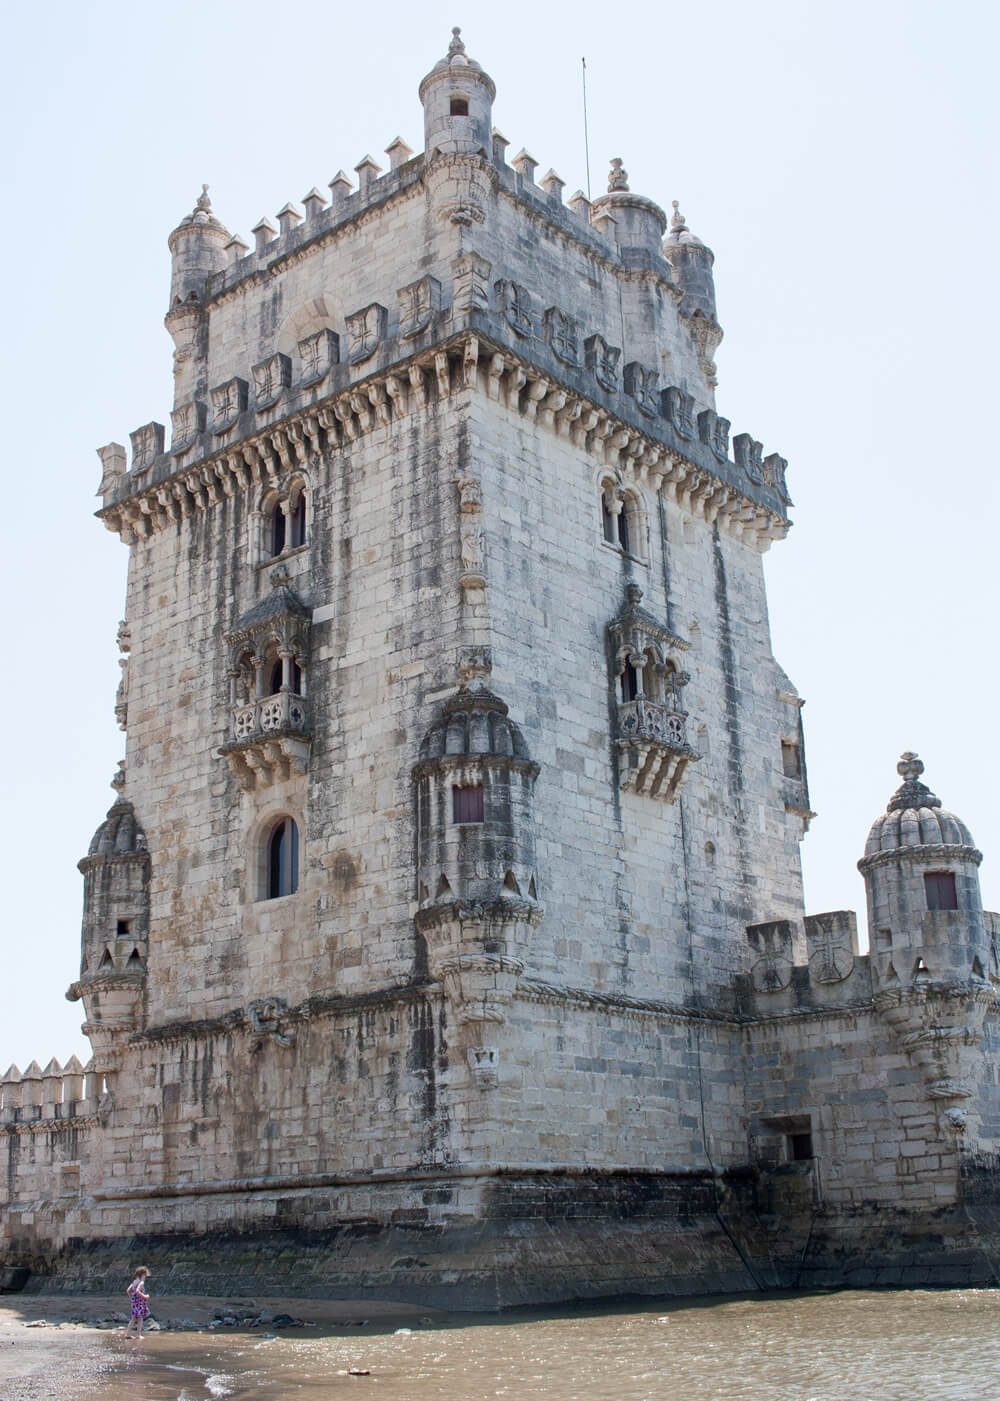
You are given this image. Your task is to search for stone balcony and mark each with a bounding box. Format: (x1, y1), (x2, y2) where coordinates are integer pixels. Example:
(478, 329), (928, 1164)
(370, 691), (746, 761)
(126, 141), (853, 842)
(616, 697), (698, 802)
(219, 691), (311, 790)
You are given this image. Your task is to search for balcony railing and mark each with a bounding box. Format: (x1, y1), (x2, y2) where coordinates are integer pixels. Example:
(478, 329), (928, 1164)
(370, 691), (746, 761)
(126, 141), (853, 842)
(232, 691), (307, 742)
(617, 696), (688, 749)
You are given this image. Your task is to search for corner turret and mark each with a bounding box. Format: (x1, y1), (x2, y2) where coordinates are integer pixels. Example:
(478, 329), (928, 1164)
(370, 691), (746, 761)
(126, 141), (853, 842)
(860, 752), (989, 991)
(590, 159), (668, 256)
(67, 798), (151, 1072)
(419, 27), (495, 158)
(166, 185), (230, 309)
(663, 201), (717, 321)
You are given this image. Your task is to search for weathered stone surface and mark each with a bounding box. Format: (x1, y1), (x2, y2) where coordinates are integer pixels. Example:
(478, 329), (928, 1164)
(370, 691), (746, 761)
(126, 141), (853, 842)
(3, 29), (999, 1307)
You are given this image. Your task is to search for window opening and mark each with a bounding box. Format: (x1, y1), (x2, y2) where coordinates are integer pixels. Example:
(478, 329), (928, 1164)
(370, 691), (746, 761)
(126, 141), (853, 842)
(116, 919), (131, 937)
(621, 661), (639, 703)
(450, 96), (469, 116)
(787, 1131), (813, 1161)
(266, 817), (299, 899)
(269, 660), (283, 695)
(924, 871), (957, 911)
(781, 740), (802, 779)
(270, 504), (286, 557)
(452, 785), (485, 824)
(289, 495), (306, 548)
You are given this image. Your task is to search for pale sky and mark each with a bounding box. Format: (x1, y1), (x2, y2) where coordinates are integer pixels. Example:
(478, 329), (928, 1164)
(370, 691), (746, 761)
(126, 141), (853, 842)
(1, 0), (996, 1070)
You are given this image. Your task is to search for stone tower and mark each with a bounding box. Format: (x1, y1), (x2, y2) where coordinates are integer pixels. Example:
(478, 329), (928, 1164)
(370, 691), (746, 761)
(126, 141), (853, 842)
(2, 32), (998, 1305)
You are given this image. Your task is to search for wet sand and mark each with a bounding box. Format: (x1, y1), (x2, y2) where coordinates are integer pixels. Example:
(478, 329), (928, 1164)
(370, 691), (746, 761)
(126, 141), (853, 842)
(3, 1287), (1000, 1400)
(0, 1294), (430, 1400)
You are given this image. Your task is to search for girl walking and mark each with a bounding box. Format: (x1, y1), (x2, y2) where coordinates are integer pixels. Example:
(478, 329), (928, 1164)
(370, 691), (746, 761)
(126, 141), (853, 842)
(123, 1266), (151, 1340)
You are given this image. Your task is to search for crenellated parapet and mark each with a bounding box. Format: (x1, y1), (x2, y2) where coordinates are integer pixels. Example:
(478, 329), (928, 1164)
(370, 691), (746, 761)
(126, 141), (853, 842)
(96, 328), (790, 553)
(0, 1056), (110, 1134)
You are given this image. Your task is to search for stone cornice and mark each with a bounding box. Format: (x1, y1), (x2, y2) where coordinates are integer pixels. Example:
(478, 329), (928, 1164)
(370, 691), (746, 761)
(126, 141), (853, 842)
(99, 331), (789, 553)
(1, 1112), (102, 1137)
(411, 752), (541, 782)
(857, 843), (983, 874)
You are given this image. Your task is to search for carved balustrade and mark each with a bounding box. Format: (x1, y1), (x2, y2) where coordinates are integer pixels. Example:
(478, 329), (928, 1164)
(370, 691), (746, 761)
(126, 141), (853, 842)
(231, 690), (307, 742)
(617, 695), (688, 750)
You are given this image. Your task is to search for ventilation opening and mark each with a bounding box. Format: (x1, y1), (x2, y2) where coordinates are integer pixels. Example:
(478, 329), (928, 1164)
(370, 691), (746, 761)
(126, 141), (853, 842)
(116, 919), (131, 937)
(99, 947), (114, 968)
(972, 956), (985, 979)
(528, 875), (537, 899)
(704, 841), (716, 866)
(787, 1131), (813, 1161)
(914, 957), (930, 980)
(503, 870), (521, 895)
(450, 96), (469, 116)
(435, 873), (452, 898)
(126, 948), (143, 967)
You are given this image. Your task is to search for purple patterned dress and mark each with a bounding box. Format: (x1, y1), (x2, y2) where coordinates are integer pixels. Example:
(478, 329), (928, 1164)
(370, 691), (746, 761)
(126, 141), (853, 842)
(128, 1279), (150, 1320)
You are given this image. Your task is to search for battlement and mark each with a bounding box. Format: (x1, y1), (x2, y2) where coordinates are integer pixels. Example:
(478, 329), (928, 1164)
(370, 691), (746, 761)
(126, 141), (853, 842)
(0, 1057), (110, 1132)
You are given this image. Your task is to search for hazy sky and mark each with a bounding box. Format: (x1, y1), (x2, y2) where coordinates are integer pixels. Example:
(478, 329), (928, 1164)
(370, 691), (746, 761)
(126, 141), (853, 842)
(1, 0), (996, 1070)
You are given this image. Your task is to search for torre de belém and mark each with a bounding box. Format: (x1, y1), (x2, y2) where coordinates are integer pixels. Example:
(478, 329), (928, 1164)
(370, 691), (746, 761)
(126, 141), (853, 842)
(3, 31), (1000, 1305)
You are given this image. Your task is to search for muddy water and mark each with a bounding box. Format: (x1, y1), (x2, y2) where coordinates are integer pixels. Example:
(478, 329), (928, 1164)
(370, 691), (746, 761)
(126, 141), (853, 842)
(79, 1290), (1000, 1400)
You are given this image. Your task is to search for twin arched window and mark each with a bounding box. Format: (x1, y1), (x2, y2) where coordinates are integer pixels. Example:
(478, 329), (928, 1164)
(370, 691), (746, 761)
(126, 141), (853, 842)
(266, 816), (299, 899)
(270, 494), (306, 557)
(600, 480), (643, 559)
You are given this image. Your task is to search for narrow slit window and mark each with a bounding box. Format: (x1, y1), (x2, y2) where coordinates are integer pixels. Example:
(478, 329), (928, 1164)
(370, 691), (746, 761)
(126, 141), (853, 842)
(601, 491), (616, 544)
(271, 504), (286, 557)
(924, 871), (957, 911)
(621, 662), (639, 703)
(452, 785), (484, 824)
(617, 506), (630, 554)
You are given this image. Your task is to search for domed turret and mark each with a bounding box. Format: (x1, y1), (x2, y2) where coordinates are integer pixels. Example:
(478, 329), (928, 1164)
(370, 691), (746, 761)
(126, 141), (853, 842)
(414, 685), (539, 909)
(418, 28), (496, 158)
(859, 753), (988, 990)
(590, 159), (667, 256)
(412, 682), (542, 1038)
(663, 201), (717, 320)
(167, 185), (230, 309)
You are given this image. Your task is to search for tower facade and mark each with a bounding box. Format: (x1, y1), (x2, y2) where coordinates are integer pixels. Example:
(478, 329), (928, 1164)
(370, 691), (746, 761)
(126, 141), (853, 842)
(2, 33), (999, 1304)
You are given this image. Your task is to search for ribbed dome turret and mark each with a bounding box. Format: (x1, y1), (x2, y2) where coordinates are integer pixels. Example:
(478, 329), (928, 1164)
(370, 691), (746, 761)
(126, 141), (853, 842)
(87, 800), (148, 858)
(418, 686), (530, 761)
(419, 28), (495, 158)
(863, 753), (979, 860)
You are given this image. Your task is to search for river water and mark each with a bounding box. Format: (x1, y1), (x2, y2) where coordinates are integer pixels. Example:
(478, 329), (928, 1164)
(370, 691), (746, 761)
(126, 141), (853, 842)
(76, 1289), (1000, 1400)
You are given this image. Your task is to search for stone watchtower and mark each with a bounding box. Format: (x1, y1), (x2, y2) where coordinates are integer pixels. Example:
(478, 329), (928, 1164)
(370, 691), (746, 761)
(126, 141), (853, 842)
(2, 31), (998, 1304)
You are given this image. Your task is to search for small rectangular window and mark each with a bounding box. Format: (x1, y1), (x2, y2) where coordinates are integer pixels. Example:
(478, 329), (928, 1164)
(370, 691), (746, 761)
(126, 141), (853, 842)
(924, 871), (957, 911)
(788, 1131), (813, 1161)
(450, 97), (469, 116)
(452, 785), (484, 824)
(116, 919), (130, 937)
(781, 740), (802, 779)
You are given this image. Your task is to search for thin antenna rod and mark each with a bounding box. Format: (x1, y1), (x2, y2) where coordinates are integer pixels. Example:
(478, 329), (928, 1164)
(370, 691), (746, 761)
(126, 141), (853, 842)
(582, 57), (592, 201)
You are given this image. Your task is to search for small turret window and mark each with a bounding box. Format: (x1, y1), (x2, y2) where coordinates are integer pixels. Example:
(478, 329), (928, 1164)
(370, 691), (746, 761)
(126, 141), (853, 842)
(781, 740), (802, 779)
(924, 871), (957, 911)
(452, 785), (484, 824)
(266, 817), (299, 899)
(450, 96), (469, 116)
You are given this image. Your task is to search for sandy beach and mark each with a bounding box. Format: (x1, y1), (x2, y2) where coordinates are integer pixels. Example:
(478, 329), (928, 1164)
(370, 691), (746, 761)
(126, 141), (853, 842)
(0, 1292), (436, 1400)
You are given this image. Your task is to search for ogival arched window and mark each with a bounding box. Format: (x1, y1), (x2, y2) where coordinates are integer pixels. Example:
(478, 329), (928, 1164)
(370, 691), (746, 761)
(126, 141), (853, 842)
(266, 817), (299, 899)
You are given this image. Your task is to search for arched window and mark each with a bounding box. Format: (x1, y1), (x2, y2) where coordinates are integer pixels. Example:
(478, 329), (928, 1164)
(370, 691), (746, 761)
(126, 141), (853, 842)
(266, 817), (299, 899)
(450, 95), (469, 116)
(270, 502), (286, 557)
